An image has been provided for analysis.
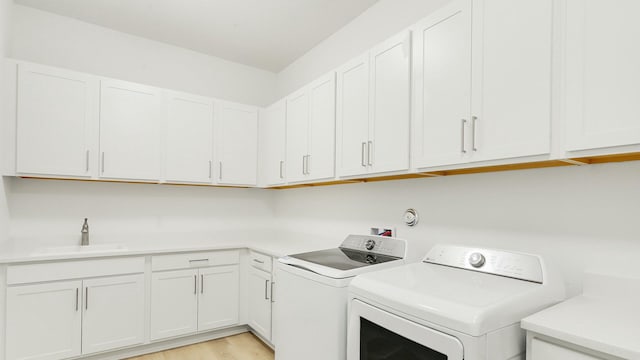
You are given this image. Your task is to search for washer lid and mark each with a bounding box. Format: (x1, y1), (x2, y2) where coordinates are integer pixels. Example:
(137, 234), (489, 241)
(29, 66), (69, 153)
(349, 261), (565, 336)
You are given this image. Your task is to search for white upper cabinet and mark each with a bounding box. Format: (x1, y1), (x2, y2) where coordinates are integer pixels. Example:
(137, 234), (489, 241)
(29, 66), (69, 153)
(165, 91), (214, 183)
(470, 0), (553, 162)
(99, 79), (163, 181)
(337, 30), (411, 177)
(564, 0), (640, 152)
(215, 101), (258, 186)
(412, 0), (472, 168)
(285, 72), (336, 183)
(413, 0), (552, 169)
(261, 100), (287, 186)
(16, 63), (98, 177)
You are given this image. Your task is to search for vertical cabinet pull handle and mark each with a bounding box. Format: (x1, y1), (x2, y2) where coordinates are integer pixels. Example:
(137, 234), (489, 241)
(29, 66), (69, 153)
(306, 155), (311, 175)
(75, 288), (79, 311)
(201, 274), (204, 294)
(279, 160), (284, 179)
(85, 150), (90, 172)
(472, 116), (478, 151)
(367, 141), (373, 166)
(302, 156), (306, 175)
(85, 288), (88, 310)
(361, 142), (367, 167)
(270, 282), (275, 303)
(461, 119), (467, 154)
(101, 152), (105, 174)
(209, 160), (212, 179)
(194, 275), (197, 295)
(219, 162), (223, 180)
(264, 279), (269, 300)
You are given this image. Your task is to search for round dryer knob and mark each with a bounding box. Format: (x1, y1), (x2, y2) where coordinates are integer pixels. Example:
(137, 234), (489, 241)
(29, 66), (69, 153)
(365, 239), (376, 251)
(469, 252), (486, 268)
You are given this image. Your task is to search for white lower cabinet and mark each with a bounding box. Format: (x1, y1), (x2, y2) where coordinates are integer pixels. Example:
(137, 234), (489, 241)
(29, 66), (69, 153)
(150, 252), (240, 341)
(6, 280), (83, 360)
(248, 267), (272, 341)
(529, 338), (610, 360)
(6, 259), (145, 360)
(81, 274), (145, 355)
(247, 251), (274, 343)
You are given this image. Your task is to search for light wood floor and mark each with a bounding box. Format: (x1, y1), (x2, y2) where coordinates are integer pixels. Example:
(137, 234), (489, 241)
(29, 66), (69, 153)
(126, 333), (274, 360)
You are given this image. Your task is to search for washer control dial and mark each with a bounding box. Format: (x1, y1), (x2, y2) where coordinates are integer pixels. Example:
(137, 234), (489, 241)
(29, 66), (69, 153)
(469, 252), (486, 268)
(365, 239), (376, 251)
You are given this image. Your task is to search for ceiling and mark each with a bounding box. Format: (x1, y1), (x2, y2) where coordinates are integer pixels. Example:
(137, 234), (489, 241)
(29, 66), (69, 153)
(14, 0), (379, 73)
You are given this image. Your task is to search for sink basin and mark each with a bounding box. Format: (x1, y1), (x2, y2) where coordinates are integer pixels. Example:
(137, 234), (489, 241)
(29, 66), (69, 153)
(32, 244), (128, 256)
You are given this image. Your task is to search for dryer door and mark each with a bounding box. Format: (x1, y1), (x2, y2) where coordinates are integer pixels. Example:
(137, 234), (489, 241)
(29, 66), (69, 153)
(348, 299), (464, 360)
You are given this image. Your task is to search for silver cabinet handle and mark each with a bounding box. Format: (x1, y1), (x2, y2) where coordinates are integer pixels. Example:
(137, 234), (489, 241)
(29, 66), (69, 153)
(306, 155), (311, 175)
(101, 152), (105, 174)
(75, 288), (79, 311)
(219, 161), (223, 180)
(461, 119), (467, 153)
(270, 281), (275, 303)
(301, 156), (306, 175)
(361, 142), (367, 167)
(472, 116), (478, 151)
(367, 141), (373, 166)
(189, 258), (209, 263)
(200, 274), (204, 294)
(279, 160), (284, 179)
(253, 259), (265, 264)
(194, 275), (197, 295)
(85, 150), (90, 172)
(264, 279), (269, 300)
(85, 288), (88, 310)
(209, 160), (212, 179)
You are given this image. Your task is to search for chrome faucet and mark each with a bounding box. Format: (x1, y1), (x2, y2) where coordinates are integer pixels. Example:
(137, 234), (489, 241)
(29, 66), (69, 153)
(81, 218), (89, 246)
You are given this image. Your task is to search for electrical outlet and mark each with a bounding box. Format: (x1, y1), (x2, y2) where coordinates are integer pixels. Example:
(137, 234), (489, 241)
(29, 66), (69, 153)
(370, 227), (395, 237)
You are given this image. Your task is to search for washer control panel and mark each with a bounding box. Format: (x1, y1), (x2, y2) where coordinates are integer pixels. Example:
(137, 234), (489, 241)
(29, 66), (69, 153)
(423, 245), (544, 283)
(340, 234), (406, 258)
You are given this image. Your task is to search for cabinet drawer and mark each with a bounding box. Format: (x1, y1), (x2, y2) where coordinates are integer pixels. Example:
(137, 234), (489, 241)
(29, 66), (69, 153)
(7, 257), (145, 285)
(249, 251), (272, 273)
(152, 250), (240, 272)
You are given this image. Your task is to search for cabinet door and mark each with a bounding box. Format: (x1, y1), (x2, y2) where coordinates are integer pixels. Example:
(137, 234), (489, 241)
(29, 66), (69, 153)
(99, 79), (162, 180)
(336, 53), (370, 177)
(565, 0), (640, 151)
(6, 280), (82, 360)
(16, 63), (97, 177)
(262, 100), (287, 186)
(412, 0), (472, 168)
(307, 73), (336, 181)
(285, 89), (310, 183)
(471, 0), (552, 161)
(165, 91), (214, 183)
(215, 101), (258, 185)
(82, 274), (145, 355)
(369, 30), (412, 174)
(198, 265), (240, 331)
(150, 269), (199, 341)
(248, 267), (272, 341)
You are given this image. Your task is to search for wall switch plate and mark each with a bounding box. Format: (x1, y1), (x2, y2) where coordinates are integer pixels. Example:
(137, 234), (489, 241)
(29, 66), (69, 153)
(370, 227), (395, 237)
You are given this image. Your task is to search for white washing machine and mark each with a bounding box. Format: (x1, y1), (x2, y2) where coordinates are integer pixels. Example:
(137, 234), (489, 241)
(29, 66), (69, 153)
(347, 244), (566, 360)
(274, 234), (407, 360)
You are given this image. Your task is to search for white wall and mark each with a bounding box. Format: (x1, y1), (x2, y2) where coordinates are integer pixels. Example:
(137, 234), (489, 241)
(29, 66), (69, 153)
(275, 0), (451, 97)
(273, 161), (640, 295)
(0, 0), (13, 245)
(10, 4), (277, 107)
(6, 177), (275, 248)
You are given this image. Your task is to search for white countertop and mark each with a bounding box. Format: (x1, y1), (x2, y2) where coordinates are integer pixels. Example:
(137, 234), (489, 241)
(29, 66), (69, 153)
(522, 271), (640, 360)
(0, 229), (336, 264)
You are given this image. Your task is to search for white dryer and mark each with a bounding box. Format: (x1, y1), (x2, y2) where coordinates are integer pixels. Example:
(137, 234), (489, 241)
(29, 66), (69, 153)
(347, 244), (565, 360)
